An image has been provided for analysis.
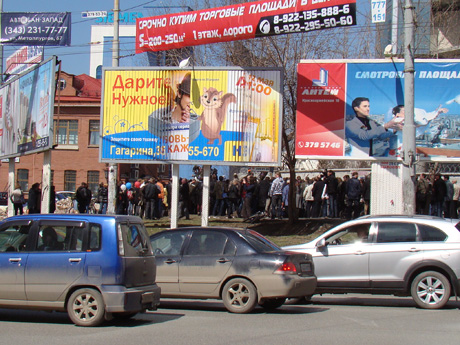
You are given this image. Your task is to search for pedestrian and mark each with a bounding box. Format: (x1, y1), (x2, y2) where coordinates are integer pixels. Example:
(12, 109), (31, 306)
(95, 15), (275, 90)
(326, 170), (338, 218)
(269, 172), (284, 219)
(49, 185), (56, 214)
(303, 178), (314, 218)
(116, 184), (128, 215)
(76, 182), (91, 213)
(346, 172), (362, 219)
(97, 182), (108, 214)
(432, 174), (446, 217)
(179, 178), (190, 220)
(142, 178), (158, 220)
(10, 183), (25, 215)
(312, 175), (325, 218)
(28, 182), (41, 214)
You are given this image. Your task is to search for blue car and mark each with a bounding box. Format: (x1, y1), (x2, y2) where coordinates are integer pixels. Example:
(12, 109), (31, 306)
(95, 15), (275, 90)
(0, 214), (161, 326)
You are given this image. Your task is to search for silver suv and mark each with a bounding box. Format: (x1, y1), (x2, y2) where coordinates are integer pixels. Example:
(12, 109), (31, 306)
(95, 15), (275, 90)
(283, 215), (460, 309)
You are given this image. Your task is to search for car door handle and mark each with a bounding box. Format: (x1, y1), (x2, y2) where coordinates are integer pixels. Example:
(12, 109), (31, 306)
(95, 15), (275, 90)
(354, 251), (366, 255)
(165, 259), (177, 264)
(217, 258), (230, 263)
(409, 248), (420, 252)
(69, 258), (82, 263)
(9, 258), (21, 263)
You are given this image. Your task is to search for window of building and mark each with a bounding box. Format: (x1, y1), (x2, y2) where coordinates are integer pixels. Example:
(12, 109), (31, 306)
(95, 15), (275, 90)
(54, 120), (78, 145)
(17, 169), (29, 192)
(89, 120), (100, 146)
(87, 171), (100, 194)
(64, 170), (76, 192)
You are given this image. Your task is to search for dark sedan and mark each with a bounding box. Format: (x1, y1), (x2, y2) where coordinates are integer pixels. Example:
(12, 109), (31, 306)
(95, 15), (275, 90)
(150, 227), (317, 313)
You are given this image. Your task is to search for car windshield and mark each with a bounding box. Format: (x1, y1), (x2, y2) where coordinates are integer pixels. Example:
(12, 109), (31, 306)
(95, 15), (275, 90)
(242, 230), (281, 252)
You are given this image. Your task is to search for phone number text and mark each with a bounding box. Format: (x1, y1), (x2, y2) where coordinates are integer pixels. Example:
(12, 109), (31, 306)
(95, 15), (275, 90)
(4, 26), (68, 36)
(299, 141), (341, 149)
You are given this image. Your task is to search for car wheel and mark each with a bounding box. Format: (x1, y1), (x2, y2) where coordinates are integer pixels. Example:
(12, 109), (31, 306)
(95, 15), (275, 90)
(67, 288), (106, 327)
(222, 278), (258, 313)
(411, 271), (451, 309)
(259, 298), (286, 310)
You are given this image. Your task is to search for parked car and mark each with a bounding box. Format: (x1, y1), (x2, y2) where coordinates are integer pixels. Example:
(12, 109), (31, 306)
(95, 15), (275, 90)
(283, 215), (460, 309)
(55, 191), (75, 202)
(150, 227), (316, 313)
(0, 214), (161, 326)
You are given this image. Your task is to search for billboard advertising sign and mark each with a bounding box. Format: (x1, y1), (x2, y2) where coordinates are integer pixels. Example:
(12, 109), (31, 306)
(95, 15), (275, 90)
(5, 46), (44, 78)
(0, 12), (71, 46)
(136, 0), (356, 53)
(101, 68), (282, 166)
(0, 57), (56, 159)
(296, 59), (460, 161)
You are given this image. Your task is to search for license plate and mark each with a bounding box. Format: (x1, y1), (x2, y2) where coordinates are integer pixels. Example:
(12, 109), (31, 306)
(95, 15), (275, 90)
(142, 292), (154, 303)
(300, 263), (312, 273)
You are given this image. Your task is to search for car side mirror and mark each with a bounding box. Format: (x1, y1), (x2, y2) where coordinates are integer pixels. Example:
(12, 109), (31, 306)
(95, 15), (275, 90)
(316, 238), (327, 248)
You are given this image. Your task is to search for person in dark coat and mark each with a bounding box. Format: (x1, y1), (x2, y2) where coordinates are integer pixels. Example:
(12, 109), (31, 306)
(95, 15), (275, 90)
(142, 178), (158, 220)
(28, 183), (41, 214)
(311, 176), (325, 218)
(49, 185), (56, 214)
(432, 173), (447, 217)
(326, 170), (339, 218)
(76, 182), (92, 213)
(346, 172), (362, 219)
(179, 178), (190, 219)
(257, 176), (271, 213)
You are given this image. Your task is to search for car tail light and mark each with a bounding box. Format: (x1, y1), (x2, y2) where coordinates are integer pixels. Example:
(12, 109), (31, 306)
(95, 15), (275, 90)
(275, 262), (297, 274)
(117, 223), (125, 256)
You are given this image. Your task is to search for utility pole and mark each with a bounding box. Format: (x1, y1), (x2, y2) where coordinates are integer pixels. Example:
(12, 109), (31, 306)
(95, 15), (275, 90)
(402, 0), (416, 215)
(107, 0), (119, 214)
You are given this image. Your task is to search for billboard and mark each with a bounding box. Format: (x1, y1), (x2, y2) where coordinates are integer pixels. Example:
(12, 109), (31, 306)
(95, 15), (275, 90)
(5, 46), (44, 80)
(0, 12), (71, 46)
(136, 0), (356, 53)
(0, 57), (56, 159)
(100, 68), (282, 166)
(296, 59), (460, 161)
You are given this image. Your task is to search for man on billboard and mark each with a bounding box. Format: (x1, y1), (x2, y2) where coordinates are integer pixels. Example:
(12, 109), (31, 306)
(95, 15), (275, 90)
(148, 72), (192, 125)
(345, 97), (402, 157)
(147, 72), (200, 160)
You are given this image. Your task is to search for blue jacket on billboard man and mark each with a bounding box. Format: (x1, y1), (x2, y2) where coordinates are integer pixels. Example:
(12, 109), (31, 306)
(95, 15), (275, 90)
(345, 97), (402, 157)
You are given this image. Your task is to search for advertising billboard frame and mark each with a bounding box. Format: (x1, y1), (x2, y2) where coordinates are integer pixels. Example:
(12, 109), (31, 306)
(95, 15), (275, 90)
(0, 12), (71, 47)
(0, 56), (56, 160)
(100, 66), (283, 167)
(135, 0), (357, 53)
(296, 58), (460, 163)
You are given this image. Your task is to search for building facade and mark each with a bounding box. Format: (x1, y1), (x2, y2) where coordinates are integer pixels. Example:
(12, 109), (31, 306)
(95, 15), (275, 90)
(0, 71), (170, 198)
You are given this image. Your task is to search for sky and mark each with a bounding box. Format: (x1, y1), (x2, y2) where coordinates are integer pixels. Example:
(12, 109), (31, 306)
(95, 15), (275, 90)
(2, 0), (184, 76)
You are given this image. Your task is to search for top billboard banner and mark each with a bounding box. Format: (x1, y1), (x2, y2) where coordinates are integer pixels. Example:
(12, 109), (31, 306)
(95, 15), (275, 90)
(5, 46), (44, 78)
(136, 0), (356, 53)
(0, 57), (56, 160)
(100, 68), (282, 166)
(1, 12), (71, 46)
(296, 59), (460, 161)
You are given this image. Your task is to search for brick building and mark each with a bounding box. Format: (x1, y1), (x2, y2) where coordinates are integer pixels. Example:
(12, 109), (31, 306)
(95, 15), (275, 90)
(0, 71), (169, 197)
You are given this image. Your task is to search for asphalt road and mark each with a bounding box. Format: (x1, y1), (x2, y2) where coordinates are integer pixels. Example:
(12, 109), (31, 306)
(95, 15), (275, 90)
(2, 294), (460, 345)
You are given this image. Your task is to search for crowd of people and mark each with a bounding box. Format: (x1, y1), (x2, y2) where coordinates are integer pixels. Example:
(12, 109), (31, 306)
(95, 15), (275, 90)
(89, 170), (371, 221)
(11, 170), (460, 221)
